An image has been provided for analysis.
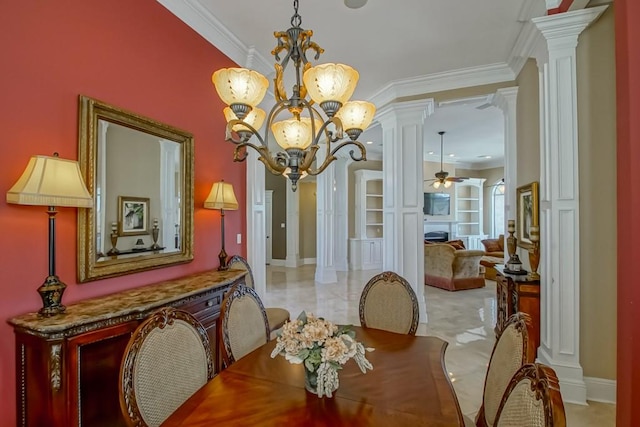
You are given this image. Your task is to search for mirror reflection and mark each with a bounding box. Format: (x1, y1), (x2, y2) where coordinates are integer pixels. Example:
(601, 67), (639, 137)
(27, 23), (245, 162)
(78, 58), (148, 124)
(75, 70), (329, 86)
(78, 95), (194, 282)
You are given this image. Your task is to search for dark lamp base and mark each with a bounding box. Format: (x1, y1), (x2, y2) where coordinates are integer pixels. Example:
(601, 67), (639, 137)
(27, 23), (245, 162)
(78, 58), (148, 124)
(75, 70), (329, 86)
(38, 275), (67, 317)
(218, 248), (229, 271)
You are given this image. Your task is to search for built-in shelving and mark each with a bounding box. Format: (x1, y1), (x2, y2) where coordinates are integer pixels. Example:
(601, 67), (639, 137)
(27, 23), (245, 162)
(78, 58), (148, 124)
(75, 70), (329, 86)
(455, 178), (486, 249)
(350, 169), (383, 270)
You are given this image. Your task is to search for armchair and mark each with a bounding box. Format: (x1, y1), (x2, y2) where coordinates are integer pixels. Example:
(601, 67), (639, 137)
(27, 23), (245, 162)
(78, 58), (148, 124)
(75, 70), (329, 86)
(424, 243), (485, 291)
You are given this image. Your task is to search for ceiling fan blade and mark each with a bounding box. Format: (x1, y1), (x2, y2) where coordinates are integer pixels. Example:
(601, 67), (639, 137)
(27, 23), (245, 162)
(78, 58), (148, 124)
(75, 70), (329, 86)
(446, 176), (469, 182)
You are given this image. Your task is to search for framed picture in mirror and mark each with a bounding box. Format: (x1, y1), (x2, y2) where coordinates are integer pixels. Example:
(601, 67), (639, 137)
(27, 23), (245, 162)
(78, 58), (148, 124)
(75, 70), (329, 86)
(118, 196), (149, 236)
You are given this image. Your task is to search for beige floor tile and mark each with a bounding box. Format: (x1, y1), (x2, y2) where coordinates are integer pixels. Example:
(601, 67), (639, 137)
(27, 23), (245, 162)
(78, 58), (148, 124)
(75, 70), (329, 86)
(263, 265), (615, 426)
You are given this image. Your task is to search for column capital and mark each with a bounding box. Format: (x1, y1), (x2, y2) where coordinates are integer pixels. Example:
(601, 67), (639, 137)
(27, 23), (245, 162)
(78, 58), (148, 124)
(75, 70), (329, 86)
(376, 99), (435, 127)
(532, 5), (607, 50)
(492, 87), (519, 113)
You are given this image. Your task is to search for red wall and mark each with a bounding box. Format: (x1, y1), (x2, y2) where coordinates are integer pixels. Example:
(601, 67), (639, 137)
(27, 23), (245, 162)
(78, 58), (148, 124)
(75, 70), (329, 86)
(0, 1), (245, 424)
(616, 0), (640, 425)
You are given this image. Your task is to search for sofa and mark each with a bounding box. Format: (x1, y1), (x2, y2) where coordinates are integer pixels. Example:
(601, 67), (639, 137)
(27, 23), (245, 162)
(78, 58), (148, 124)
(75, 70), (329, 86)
(480, 235), (505, 280)
(481, 234), (505, 257)
(424, 243), (485, 291)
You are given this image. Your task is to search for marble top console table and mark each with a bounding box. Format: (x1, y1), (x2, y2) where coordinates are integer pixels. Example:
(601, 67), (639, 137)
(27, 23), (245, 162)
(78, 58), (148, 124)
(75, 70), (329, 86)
(8, 269), (246, 427)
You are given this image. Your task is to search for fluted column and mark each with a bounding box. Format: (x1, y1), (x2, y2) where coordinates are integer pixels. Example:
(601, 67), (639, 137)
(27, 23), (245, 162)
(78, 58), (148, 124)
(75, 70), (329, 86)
(492, 87), (519, 265)
(333, 154), (352, 272)
(246, 154), (267, 297)
(377, 99), (435, 323)
(315, 145), (338, 283)
(531, 5), (607, 404)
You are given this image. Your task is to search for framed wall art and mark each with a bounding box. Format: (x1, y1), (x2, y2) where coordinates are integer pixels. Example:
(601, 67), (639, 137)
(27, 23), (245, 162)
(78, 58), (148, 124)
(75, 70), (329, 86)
(118, 196), (149, 236)
(516, 181), (539, 249)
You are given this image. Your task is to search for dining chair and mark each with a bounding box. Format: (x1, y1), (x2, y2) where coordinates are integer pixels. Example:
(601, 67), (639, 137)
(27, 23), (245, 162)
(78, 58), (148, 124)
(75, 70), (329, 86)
(119, 307), (214, 427)
(227, 254), (290, 333)
(494, 363), (566, 427)
(474, 312), (536, 427)
(359, 271), (419, 335)
(220, 283), (270, 366)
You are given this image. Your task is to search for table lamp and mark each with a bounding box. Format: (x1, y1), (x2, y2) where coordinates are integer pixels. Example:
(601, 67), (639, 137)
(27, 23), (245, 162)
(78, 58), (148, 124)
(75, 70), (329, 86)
(204, 180), (238, 270)
(7, 153), (93, 316)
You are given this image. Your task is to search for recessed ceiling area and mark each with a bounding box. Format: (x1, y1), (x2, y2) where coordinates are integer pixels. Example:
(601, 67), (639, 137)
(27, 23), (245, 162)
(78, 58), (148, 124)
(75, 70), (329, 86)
(360, 96), (504, 169)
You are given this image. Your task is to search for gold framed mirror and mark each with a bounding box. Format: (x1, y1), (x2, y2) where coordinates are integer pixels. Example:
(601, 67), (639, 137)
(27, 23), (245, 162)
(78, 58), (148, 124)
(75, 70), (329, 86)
(77, 95), (194, 282)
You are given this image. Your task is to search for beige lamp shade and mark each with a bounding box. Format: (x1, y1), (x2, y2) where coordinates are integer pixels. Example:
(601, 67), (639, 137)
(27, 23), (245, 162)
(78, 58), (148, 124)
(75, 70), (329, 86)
(204, 181), (239, 211)
(212, 68), (269, 108)
(303, 63), (359, 105)
(223, 107), (266, 132)
(7, 154), (93, 208)
(271, 117), (322, 150)
(336, 101), (376, 131)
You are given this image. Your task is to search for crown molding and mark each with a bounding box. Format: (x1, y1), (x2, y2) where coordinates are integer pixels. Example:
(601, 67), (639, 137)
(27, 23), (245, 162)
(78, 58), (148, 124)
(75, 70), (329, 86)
(156, 0), (272, 77)
(508, 20), (545, 77)
(368, 63), (515, 110)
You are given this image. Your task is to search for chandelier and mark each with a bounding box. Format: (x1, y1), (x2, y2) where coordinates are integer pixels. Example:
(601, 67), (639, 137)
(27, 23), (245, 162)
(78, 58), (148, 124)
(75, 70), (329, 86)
(212, 0), (376, 191)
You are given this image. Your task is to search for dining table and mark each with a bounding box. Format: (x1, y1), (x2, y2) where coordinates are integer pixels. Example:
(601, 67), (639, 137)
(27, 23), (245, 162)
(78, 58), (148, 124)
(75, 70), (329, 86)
(161, 326), (464, 426)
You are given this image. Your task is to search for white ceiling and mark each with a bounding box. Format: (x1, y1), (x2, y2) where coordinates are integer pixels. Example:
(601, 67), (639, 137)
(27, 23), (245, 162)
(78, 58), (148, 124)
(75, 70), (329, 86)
(159, 0), (549, 169)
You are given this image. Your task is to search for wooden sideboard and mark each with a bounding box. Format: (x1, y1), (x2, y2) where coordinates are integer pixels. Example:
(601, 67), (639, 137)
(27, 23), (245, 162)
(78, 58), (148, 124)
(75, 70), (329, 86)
(8, 269), (246, 427)
(495, 265), (541, 351)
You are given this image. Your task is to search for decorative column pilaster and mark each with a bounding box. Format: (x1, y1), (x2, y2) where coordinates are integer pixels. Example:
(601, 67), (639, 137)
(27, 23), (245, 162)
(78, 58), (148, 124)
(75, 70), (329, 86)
(531, 5), (607, 404)
(285, 182), (302, 268)
(493, 87), (519, 265)
(333, 154), (352, 272)
(246, 154), (267, 297)
(315, 146), (338, 283)
(377, 99), (435, 323)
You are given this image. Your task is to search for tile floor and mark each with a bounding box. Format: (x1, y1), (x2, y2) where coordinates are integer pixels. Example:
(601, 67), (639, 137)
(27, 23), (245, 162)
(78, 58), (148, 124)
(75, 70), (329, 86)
(262, 264), (616, 426)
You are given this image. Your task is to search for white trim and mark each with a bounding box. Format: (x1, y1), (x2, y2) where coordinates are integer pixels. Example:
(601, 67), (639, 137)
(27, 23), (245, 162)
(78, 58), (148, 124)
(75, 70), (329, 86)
(269, 259), (286, 267)
(508, 21), (545, 78)
(369, 63), (515, 110)
(584, 377), (617, 404)
(302, 258), (317, 265)
(156, 0), (272, 76)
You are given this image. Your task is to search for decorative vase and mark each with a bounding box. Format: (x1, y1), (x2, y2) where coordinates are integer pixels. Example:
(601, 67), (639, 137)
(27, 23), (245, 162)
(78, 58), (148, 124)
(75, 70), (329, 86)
(150, 224), (160, 250)
(528, 225), (540, 279)
(304, 368), (319, 395)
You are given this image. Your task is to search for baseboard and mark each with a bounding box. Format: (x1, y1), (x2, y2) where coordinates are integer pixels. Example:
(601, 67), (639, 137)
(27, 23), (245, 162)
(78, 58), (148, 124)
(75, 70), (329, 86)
(302, 258), (316, 265)
(584, 377), (616, 404)
(269, 259), (286, 267)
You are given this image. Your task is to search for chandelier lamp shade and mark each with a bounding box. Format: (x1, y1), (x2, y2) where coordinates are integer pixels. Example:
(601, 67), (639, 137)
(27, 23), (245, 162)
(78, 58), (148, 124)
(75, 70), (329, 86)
(6, 153), (93, 316)
(204, 180), (239, 271)
(211, 0), (376, 191)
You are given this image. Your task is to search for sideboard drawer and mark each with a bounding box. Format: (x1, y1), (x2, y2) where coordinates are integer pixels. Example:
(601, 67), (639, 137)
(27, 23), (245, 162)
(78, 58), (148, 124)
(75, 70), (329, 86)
(179, 292), (223, 319)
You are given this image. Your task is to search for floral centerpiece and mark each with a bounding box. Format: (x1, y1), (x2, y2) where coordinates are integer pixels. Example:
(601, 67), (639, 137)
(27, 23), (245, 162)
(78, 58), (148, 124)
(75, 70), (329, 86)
(270, 311), (374, 398)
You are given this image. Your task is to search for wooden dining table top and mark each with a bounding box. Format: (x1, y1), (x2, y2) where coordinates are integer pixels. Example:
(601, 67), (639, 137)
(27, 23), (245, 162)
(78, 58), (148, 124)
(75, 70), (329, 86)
(162, 326), (464, 427)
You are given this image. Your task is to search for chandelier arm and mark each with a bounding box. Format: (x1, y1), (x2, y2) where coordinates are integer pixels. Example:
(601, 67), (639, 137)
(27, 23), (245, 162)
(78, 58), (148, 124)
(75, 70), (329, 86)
(307, 115), (344, 147)
(225, 120), (267, 147)
(297, 145), (320, 171)
(233, 142), (287, 176)
(306, 139), (367, 176)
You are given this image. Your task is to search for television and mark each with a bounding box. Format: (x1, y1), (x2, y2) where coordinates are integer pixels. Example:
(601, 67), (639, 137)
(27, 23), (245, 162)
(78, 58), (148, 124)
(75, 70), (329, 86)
(424, 192), (450, 216)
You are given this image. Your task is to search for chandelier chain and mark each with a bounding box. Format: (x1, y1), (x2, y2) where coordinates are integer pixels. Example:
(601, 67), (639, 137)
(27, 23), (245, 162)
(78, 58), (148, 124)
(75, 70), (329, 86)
(291, 0), (302, 27)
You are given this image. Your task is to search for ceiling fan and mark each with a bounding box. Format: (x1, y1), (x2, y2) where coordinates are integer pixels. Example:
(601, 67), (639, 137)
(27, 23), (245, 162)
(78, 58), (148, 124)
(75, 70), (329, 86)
(425, 131), (469, 189)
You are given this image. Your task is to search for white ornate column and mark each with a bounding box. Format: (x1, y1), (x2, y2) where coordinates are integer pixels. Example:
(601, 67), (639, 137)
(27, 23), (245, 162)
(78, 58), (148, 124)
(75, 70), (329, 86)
(246, 154), (267, 298)
(377, 99), (434, 323)
(285, 182), (302, 268)
(315, 146), (338, 283)
(531, 5), (607, 404)
(333, 154), (352, 272)
(492, 87), (519, 265)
